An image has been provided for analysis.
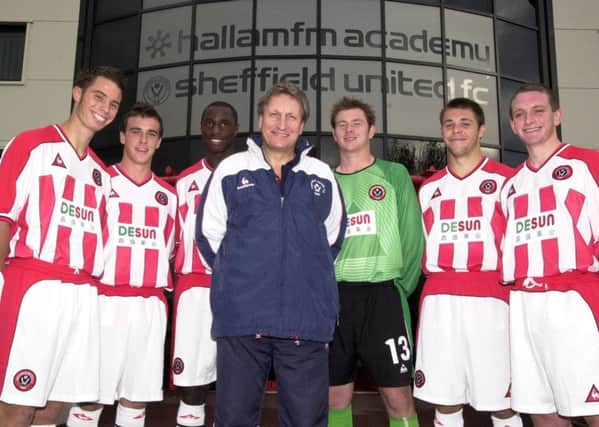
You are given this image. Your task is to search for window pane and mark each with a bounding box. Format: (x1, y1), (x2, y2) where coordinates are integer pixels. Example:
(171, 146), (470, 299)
(190, 61), (253, 134)
(385, 139), (446, 176)
(187, 135), (246, 167)
(321, 0), (381, 57)
(91, 74), (138, 149)
(96, 0), (141, 22)
(481, 146), (500, 161)
(139, 6), (192, 68)
(320, 60), (383, 136)
(503, 149), (527, 167)
(0, 24), (26, 81)
(255, 59), (318, 132)
(446, 69), (499, 146)
(496, 21), (540, 81)
(385, 2), (441, 64)
(444, 0), (492, 14)
(152, 138), (192, 176)
(386, 63), (443, 138)
(499, 78), (528, 152)
(138, 66), (190, 138)
(444, 9), (495, 72)
(195, 0), (252, 60)
(91, 17), (139, 70)
(144, 0), (188, 9)
(495, 0), (537, 27)
(320, 136), (383, 168)
(255, 0), (317, 56)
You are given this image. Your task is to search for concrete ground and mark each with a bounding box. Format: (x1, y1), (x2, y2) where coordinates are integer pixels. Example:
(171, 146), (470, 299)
(92, 389), (540, 426)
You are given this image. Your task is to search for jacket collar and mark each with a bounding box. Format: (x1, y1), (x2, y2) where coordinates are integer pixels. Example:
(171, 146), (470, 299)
(247, 134), (313, 161)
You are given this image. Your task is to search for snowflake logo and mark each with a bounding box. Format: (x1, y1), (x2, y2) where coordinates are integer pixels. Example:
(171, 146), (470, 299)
(145, 29), (172, 58)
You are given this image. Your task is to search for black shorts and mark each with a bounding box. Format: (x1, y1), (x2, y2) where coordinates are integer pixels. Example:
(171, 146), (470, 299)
(328, 280), (414, 387)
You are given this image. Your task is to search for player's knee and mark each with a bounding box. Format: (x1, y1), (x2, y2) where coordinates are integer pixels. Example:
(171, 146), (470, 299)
(32, 401), (66, 425)
(491, 408), (517, 419)
(329, 385), (353, 409)
(180, 385), (210, 406)
(0, 402), (36, 427)
(379, 386), (416, 417)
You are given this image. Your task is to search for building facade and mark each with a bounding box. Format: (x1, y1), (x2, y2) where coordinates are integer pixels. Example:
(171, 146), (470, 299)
(1, 0), (598, 173)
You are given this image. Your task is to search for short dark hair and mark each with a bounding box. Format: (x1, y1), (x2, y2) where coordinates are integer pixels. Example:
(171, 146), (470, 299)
(330, 97), (376, 128)
(201, 101), (239, 126)
(257, 82), (310, 122)
(509, 83), (559, 119)
(73, 66), (127, 94)
(120, 102), (164, 137)
(440, 97), (485, 126)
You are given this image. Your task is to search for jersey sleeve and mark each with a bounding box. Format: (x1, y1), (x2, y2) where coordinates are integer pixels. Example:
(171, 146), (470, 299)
(324, 169), (347, 259)
(395, 166), (425, 296)
(0, 135), (35, 224)
(195, 167), (228, 268)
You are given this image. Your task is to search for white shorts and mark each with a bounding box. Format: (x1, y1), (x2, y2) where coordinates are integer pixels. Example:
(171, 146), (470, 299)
(171, 285), (216, 387)
(0, 262), (100, 406)
(414, 293), (512, 410)
(510, 275), (599, 417)
(97, 292), (167, 404)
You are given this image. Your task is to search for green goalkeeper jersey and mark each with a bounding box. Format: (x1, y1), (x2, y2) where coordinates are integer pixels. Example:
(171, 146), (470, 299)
(334, 158), (424, 296)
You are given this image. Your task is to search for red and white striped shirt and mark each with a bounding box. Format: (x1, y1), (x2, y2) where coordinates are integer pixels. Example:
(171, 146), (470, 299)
(501, 144), (599, 282)
(419, 158), (512, 274)
(0, 125), (110, 276)
(173, 158), (212, 283)
(101, 165), (177, 288)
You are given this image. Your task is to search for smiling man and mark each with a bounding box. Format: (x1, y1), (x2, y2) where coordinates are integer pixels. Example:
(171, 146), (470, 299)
(171, 101), (238, 427)
(0, 66), (125, 427)
(195, 82), (346, 427)
(414, 97), (521, 427)
(67, 102), (177, 427)
(501, 84), (599, 427)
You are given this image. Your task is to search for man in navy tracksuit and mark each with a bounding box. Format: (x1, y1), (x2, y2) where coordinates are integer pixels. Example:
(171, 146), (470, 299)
(196, 82), (346, 427)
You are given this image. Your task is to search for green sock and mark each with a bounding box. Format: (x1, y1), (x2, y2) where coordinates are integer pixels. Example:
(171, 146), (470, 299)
(390, 414), (419, 427)
(328, 406), (353, 427)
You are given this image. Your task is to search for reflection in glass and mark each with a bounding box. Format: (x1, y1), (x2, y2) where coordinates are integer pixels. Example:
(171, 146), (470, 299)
(92, 17), (139, 70)
(386, 63), (443, 138)
(480, 146), (500, 161)
(137, 66), (189, 138)
(321, 60), (383, 135)
(254, 60), (318, 132)
(495, 0), (537, 27)
(190, 61), (253, 134)
(386, 139), (446, 176)
(496, 21), (540, 81)
(385, 2), (441, 64)
(503, 149), (527, 167)
(446, 69), (499, 146)
(321, 0), (381, 56)
(96, 0), (141, 22)
(320, 136), (383, 168)
(444, 0), (492, 14)
(444, 9), (495, 72)
(139, 7), (192, 67)
(143, 0), (187, 9)
(255, 0), (317, 56)
(499, 78), (527, 152)
(195, 1), (253, 60)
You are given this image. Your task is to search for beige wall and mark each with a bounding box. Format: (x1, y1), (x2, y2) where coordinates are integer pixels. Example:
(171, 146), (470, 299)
(553, 0), (599, 149)
(0, 0), (80, 148)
